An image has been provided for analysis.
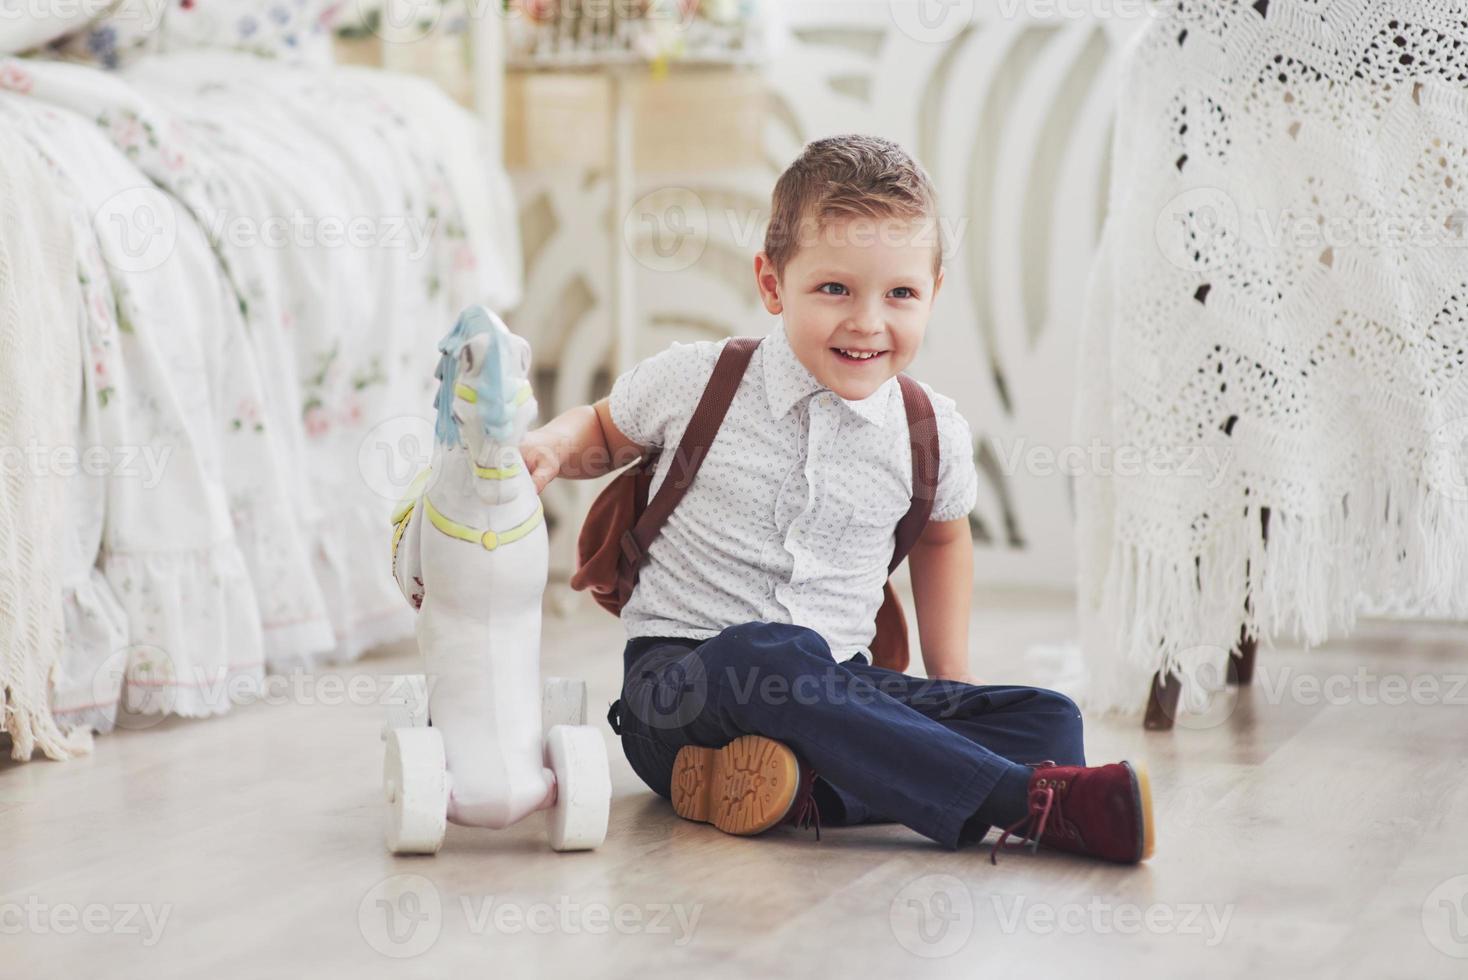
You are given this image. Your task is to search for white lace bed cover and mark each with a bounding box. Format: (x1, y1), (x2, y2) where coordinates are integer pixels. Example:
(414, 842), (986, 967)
(1075, 0), (1468, 712)
(0, 135), (93, 761)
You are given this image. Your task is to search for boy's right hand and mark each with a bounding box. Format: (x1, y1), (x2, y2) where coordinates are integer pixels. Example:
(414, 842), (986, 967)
(519, 432), (561, 494)
(518, 400), (643, 494)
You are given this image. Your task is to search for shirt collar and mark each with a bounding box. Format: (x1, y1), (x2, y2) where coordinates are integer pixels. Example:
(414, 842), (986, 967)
(761, 323), (897, 428)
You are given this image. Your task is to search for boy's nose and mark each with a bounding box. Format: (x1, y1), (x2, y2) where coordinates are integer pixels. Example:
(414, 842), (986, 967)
(847, 302), (885, 335)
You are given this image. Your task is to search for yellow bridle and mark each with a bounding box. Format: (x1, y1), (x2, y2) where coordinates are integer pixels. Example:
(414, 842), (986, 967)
(391, 380), (540, 556)
(452, 380), (533, 480)
(453, 380), (532, 407)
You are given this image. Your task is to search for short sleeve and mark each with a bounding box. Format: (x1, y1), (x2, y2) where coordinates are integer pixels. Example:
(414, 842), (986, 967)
(926, 387), (979, 523)
(607, 339), (722, 450)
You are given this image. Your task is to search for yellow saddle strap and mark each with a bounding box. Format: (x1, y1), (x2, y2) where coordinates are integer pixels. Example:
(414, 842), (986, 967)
(454, 380), (533, 407)
(391, 469), (433, 526)
(424, 496), (544, 552)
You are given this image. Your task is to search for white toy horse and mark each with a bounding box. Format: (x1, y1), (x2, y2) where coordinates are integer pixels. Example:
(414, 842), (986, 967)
(384, 306), (610, 853)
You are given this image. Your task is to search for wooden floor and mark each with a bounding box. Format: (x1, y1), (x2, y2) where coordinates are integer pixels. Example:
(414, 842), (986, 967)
(4, 587), (1467, 979)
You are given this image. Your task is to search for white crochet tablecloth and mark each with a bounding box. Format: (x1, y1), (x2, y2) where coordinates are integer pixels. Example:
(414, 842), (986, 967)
(1076, 0), (1468, 712)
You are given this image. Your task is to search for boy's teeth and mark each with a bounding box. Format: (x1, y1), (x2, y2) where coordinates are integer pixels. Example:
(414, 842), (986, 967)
(838, 348), (879, 360)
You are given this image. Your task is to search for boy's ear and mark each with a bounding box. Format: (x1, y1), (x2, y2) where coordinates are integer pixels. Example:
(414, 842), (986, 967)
(754, 252), (783, 316)
(932, 264), (945, 304)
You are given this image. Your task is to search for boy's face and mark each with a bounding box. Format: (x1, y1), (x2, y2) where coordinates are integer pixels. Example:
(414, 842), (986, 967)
(755, 214), (944, 402)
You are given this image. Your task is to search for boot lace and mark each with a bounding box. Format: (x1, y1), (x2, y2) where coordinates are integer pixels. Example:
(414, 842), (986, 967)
(989, 761), (1065, 865)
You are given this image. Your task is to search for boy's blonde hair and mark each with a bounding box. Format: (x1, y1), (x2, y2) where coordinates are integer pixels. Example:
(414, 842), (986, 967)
(763, 134), (943, 282)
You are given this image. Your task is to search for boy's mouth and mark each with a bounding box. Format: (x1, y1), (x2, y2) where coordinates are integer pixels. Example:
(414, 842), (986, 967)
(831, 347), (888, 364)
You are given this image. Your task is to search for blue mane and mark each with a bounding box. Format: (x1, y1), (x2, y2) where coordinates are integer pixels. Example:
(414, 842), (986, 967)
(433, 306), (515, 446)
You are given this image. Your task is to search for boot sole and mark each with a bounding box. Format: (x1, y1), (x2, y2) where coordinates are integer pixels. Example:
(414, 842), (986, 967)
(670, 735), (801, 836)
(1127, 760), (1157, 862)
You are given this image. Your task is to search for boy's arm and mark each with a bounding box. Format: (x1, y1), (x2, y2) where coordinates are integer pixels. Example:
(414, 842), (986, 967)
(907, 516), (977, 683)
(520, 398), (645, 493)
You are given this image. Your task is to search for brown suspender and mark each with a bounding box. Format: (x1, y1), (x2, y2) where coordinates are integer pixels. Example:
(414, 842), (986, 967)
(615, 337), (762, 603)
(611, 337), (939, 613)
(892, 373), (939, 573)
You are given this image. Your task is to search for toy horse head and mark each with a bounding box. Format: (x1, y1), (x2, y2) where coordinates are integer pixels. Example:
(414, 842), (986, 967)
(433, 307), (537, 488)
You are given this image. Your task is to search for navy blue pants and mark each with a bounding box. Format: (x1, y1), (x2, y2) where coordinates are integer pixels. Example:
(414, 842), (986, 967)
(608, 621), (1086, 850)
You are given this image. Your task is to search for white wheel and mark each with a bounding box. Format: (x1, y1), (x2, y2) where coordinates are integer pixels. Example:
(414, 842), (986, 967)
(380, 673), (429, 741)
(542, 676), (588, 733)
(384, 727), (448, 855)
(544, 724), (610, 852)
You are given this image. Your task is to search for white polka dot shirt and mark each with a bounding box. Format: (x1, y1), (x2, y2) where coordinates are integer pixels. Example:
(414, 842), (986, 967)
(607, 323), (979, 659)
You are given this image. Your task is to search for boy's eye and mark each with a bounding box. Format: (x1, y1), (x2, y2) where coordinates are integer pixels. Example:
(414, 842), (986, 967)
(890, 287), (917, 299)
(817, 282), (848, 296)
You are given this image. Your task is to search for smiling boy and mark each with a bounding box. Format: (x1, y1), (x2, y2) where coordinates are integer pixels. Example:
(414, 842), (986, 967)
(520, 135), (1154, 863)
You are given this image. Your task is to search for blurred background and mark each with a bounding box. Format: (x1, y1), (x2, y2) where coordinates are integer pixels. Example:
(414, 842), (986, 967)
(340, 0), (1153, 593)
